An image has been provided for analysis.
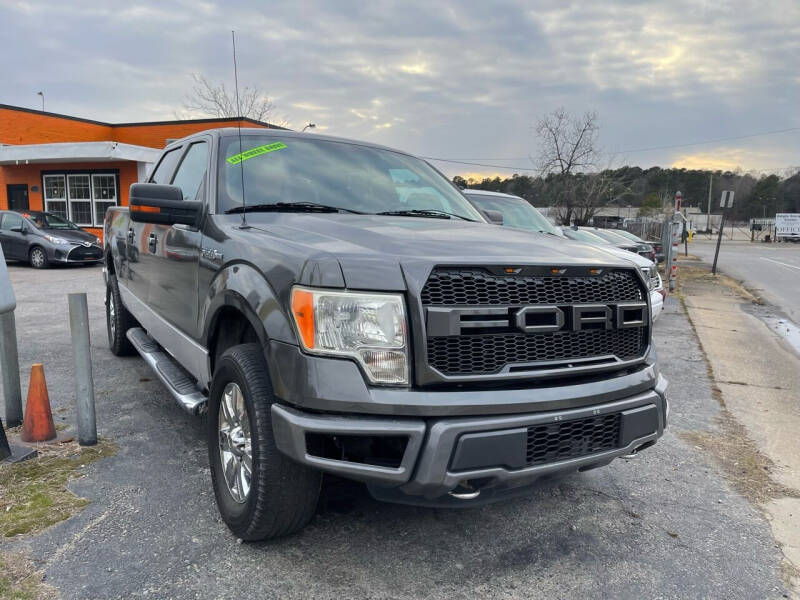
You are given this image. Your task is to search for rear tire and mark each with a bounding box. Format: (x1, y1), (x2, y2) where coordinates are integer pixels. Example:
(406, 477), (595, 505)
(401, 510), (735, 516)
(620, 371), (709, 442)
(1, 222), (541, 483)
(29, 246), (48, 269)
(208, 343), (321, 540)
(106, 274), (137, 356)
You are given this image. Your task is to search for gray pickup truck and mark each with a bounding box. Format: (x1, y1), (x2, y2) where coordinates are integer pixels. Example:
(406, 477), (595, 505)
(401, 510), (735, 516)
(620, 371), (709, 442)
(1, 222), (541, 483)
(104, 128), (668, 540)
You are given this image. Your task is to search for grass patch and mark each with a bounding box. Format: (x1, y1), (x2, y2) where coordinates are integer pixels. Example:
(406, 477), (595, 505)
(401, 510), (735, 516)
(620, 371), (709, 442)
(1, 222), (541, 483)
(0, 438), (116, 538)
(0, 551), (58, 600)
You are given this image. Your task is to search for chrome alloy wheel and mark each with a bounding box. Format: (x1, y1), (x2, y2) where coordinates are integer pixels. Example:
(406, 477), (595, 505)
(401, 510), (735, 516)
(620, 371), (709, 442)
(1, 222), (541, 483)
(218, 382), (252, 504)
(108, 292), (116, 338)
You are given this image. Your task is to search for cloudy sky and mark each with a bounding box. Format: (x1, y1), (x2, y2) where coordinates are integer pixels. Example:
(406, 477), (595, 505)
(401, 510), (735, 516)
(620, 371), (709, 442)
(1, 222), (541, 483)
(1, 0), (798, 177)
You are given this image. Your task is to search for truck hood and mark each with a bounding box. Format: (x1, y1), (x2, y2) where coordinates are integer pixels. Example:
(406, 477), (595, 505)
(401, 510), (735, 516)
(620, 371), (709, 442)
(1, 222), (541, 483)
(245, 213), (638, 290)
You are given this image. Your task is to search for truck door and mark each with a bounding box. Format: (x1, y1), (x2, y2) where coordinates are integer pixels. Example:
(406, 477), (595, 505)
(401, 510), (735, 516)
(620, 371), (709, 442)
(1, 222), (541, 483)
(147, 139), (208, 338)
(125, 146), (184, 303)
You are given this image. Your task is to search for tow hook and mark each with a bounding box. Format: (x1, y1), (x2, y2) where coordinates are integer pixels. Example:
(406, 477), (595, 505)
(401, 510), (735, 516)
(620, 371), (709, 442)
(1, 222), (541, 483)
(621, 439), (657, 460)
(448, 482), (482, 500)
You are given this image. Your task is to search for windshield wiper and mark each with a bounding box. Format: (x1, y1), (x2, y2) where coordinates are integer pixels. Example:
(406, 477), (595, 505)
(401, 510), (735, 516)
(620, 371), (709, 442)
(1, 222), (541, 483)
(225, 202), (364, 214)
(375, 209), (476, 221)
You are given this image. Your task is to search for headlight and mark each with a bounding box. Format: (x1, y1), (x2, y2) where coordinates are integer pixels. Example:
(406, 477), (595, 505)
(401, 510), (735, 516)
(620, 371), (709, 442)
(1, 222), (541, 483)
(94, 236), (101, 246)
(44, 234), (69, 244)
(641, 265), (658, 291)
(291, 287), (408, 385)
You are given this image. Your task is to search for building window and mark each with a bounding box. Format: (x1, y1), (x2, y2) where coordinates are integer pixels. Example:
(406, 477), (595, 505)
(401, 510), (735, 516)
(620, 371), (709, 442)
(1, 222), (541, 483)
(42, 172), (117, 226)
(92, 174), (117, 226)
(68, 174), (92, 226)
(43, 174), (67, 219)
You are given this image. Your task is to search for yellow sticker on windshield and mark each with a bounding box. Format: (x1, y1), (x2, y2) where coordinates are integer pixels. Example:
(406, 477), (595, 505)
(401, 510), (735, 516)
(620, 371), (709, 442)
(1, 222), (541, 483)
(226, 142), (287, 165)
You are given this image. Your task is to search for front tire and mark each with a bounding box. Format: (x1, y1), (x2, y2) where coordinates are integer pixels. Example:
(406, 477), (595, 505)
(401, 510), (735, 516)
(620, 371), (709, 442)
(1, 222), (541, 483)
(208, 344), (321, 540)
(106, 274), (137, 356)
(29, 246), (48, 269)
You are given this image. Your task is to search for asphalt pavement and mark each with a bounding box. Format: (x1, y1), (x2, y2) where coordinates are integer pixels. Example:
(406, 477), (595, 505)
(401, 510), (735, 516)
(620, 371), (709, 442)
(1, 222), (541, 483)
(0, 263), (790, 599)
(689, 239), (800, 322)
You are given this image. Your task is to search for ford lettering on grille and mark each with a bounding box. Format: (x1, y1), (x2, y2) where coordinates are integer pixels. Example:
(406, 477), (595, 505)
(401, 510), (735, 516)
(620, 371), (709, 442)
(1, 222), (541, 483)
(426, 302), (648, 336)
(420, 267), (649, 378)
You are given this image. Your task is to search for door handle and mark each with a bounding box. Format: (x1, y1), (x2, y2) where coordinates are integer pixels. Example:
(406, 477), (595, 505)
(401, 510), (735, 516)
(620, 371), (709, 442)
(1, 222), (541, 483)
(148, 233), (157, 253)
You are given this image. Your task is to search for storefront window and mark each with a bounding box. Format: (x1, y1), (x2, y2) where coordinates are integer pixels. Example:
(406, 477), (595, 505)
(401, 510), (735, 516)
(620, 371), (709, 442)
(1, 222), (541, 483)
(42, 172), (117, 226)
(68, 174), (92, 226)
(43, 174), (67, 219)
(92, 174), (117, 225)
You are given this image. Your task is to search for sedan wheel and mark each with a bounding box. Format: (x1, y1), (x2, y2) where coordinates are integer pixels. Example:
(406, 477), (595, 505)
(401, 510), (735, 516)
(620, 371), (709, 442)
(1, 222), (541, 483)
(29, 247), (47, 269)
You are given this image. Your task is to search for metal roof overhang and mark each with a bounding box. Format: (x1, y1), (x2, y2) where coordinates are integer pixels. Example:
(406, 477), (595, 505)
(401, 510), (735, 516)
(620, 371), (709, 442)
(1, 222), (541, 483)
(0, 141), (161, 165)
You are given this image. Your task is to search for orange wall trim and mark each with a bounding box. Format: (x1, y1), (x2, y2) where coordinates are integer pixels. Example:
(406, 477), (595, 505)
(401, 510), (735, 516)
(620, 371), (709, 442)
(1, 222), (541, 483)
(0, 104), (276, 149)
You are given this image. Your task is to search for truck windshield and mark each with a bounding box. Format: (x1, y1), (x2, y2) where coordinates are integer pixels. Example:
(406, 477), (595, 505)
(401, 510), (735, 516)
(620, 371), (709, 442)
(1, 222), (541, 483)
(217, 135), (483, 220)
(464, 193), (557, 234)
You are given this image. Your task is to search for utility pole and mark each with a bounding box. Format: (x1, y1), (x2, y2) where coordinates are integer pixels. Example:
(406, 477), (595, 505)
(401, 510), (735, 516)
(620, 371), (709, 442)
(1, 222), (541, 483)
(706, 173), (713, 232)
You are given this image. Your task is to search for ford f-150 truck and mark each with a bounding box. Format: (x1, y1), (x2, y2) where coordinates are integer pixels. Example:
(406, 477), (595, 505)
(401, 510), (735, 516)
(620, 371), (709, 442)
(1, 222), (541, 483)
(104, 128), (668, 540)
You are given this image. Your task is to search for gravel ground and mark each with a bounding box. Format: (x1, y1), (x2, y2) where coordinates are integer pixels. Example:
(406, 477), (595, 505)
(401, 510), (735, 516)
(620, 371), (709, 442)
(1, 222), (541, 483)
(0, 263), (789, 599)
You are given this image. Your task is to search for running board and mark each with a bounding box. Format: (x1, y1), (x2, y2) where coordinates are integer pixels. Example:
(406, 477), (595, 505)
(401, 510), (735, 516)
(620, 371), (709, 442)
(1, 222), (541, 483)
(126, 327), (208, 415)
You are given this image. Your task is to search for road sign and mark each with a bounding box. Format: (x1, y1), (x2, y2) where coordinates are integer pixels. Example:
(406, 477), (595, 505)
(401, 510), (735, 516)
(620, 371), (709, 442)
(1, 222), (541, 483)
(675, 191), (682, 213)
(775, 213), (800, 237)
(720, 190), (735, 208)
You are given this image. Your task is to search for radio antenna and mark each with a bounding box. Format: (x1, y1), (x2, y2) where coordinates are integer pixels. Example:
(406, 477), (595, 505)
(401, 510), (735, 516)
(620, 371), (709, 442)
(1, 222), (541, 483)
(231, 30), (249, 229)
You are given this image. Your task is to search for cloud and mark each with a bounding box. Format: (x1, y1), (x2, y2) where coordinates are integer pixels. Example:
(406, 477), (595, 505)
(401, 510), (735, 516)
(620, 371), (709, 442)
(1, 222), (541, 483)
(672, 147), (785, 172)
(0, 0), (798, 174)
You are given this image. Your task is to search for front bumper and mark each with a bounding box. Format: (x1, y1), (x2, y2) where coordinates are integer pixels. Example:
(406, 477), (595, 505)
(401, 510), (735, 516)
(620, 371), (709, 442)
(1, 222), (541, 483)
(49, 244), (103, 263)
(271, 374), (668, 506)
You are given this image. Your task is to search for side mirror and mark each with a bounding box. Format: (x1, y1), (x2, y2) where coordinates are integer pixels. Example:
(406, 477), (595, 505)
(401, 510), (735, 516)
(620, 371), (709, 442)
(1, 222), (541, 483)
(483, 209), (504, 225)
(129, 183), (201, 227)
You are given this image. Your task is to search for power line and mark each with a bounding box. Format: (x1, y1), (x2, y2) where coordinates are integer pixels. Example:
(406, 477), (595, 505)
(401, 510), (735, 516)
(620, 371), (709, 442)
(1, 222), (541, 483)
(421, 157), (538, 171)
(613, 126), (800, 154)
(422, 125), (800, 171)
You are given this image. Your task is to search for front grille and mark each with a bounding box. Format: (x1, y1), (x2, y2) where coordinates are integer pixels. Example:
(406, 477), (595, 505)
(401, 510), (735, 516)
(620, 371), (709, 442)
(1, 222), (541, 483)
(68, 245), (102, 261)
(421, 267), (648, 378)
(526, 413), (621, 465)
(428, 328), (645, 375)
(421, 268), (642, 306)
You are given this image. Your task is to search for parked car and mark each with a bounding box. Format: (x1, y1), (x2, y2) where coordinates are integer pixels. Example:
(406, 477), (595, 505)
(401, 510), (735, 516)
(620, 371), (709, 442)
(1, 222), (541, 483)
(577, 227), (653, 261)
(105, 129), (667, 539)
(464, 191), (663, 321)
(0, 210), (103, 268)
(561, 225), (616, 245)
(459, 189), (561, 235)
(609, 229), (665, 263)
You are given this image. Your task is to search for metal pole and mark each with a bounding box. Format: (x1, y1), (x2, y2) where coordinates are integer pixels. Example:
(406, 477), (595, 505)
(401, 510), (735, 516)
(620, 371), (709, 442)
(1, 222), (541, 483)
(712, 209), (726, 275)
(68, 293), (97, 446)
(0, 244), (22, 428)
(0, 312), (23, 427)
(683, 209), (688, 256)
(706, 173), (713, 232)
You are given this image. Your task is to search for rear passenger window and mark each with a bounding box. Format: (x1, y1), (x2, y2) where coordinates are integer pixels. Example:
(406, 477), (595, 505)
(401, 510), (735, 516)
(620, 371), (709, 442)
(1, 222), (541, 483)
(149, 148), (182, 185)
(171, 142), (209, 201)
(0, 213), (23, 230)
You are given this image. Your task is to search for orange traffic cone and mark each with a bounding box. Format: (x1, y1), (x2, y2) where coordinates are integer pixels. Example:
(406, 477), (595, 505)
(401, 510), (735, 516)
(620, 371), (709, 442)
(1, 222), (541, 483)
(21, 364), (57, 443)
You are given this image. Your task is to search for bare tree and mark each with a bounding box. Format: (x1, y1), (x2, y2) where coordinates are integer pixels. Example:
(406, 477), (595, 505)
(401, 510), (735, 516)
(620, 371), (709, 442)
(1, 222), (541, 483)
(180, 74), (286, 125)
(535, 108), (620, 225)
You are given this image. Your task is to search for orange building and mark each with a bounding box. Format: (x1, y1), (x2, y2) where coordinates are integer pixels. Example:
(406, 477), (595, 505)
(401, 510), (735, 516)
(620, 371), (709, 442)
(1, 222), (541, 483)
(0, 104), (281, 239)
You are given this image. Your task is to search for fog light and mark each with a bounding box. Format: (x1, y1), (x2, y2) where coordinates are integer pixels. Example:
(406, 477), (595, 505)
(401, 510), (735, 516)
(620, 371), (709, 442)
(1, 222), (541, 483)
(359, 349), (408, 384)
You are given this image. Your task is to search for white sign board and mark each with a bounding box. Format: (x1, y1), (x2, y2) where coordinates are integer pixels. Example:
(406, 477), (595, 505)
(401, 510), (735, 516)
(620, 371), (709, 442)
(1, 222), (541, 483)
(720, 190), (735, 208)
(0, 246), (17, 314)
(776, 213), (800, 238)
